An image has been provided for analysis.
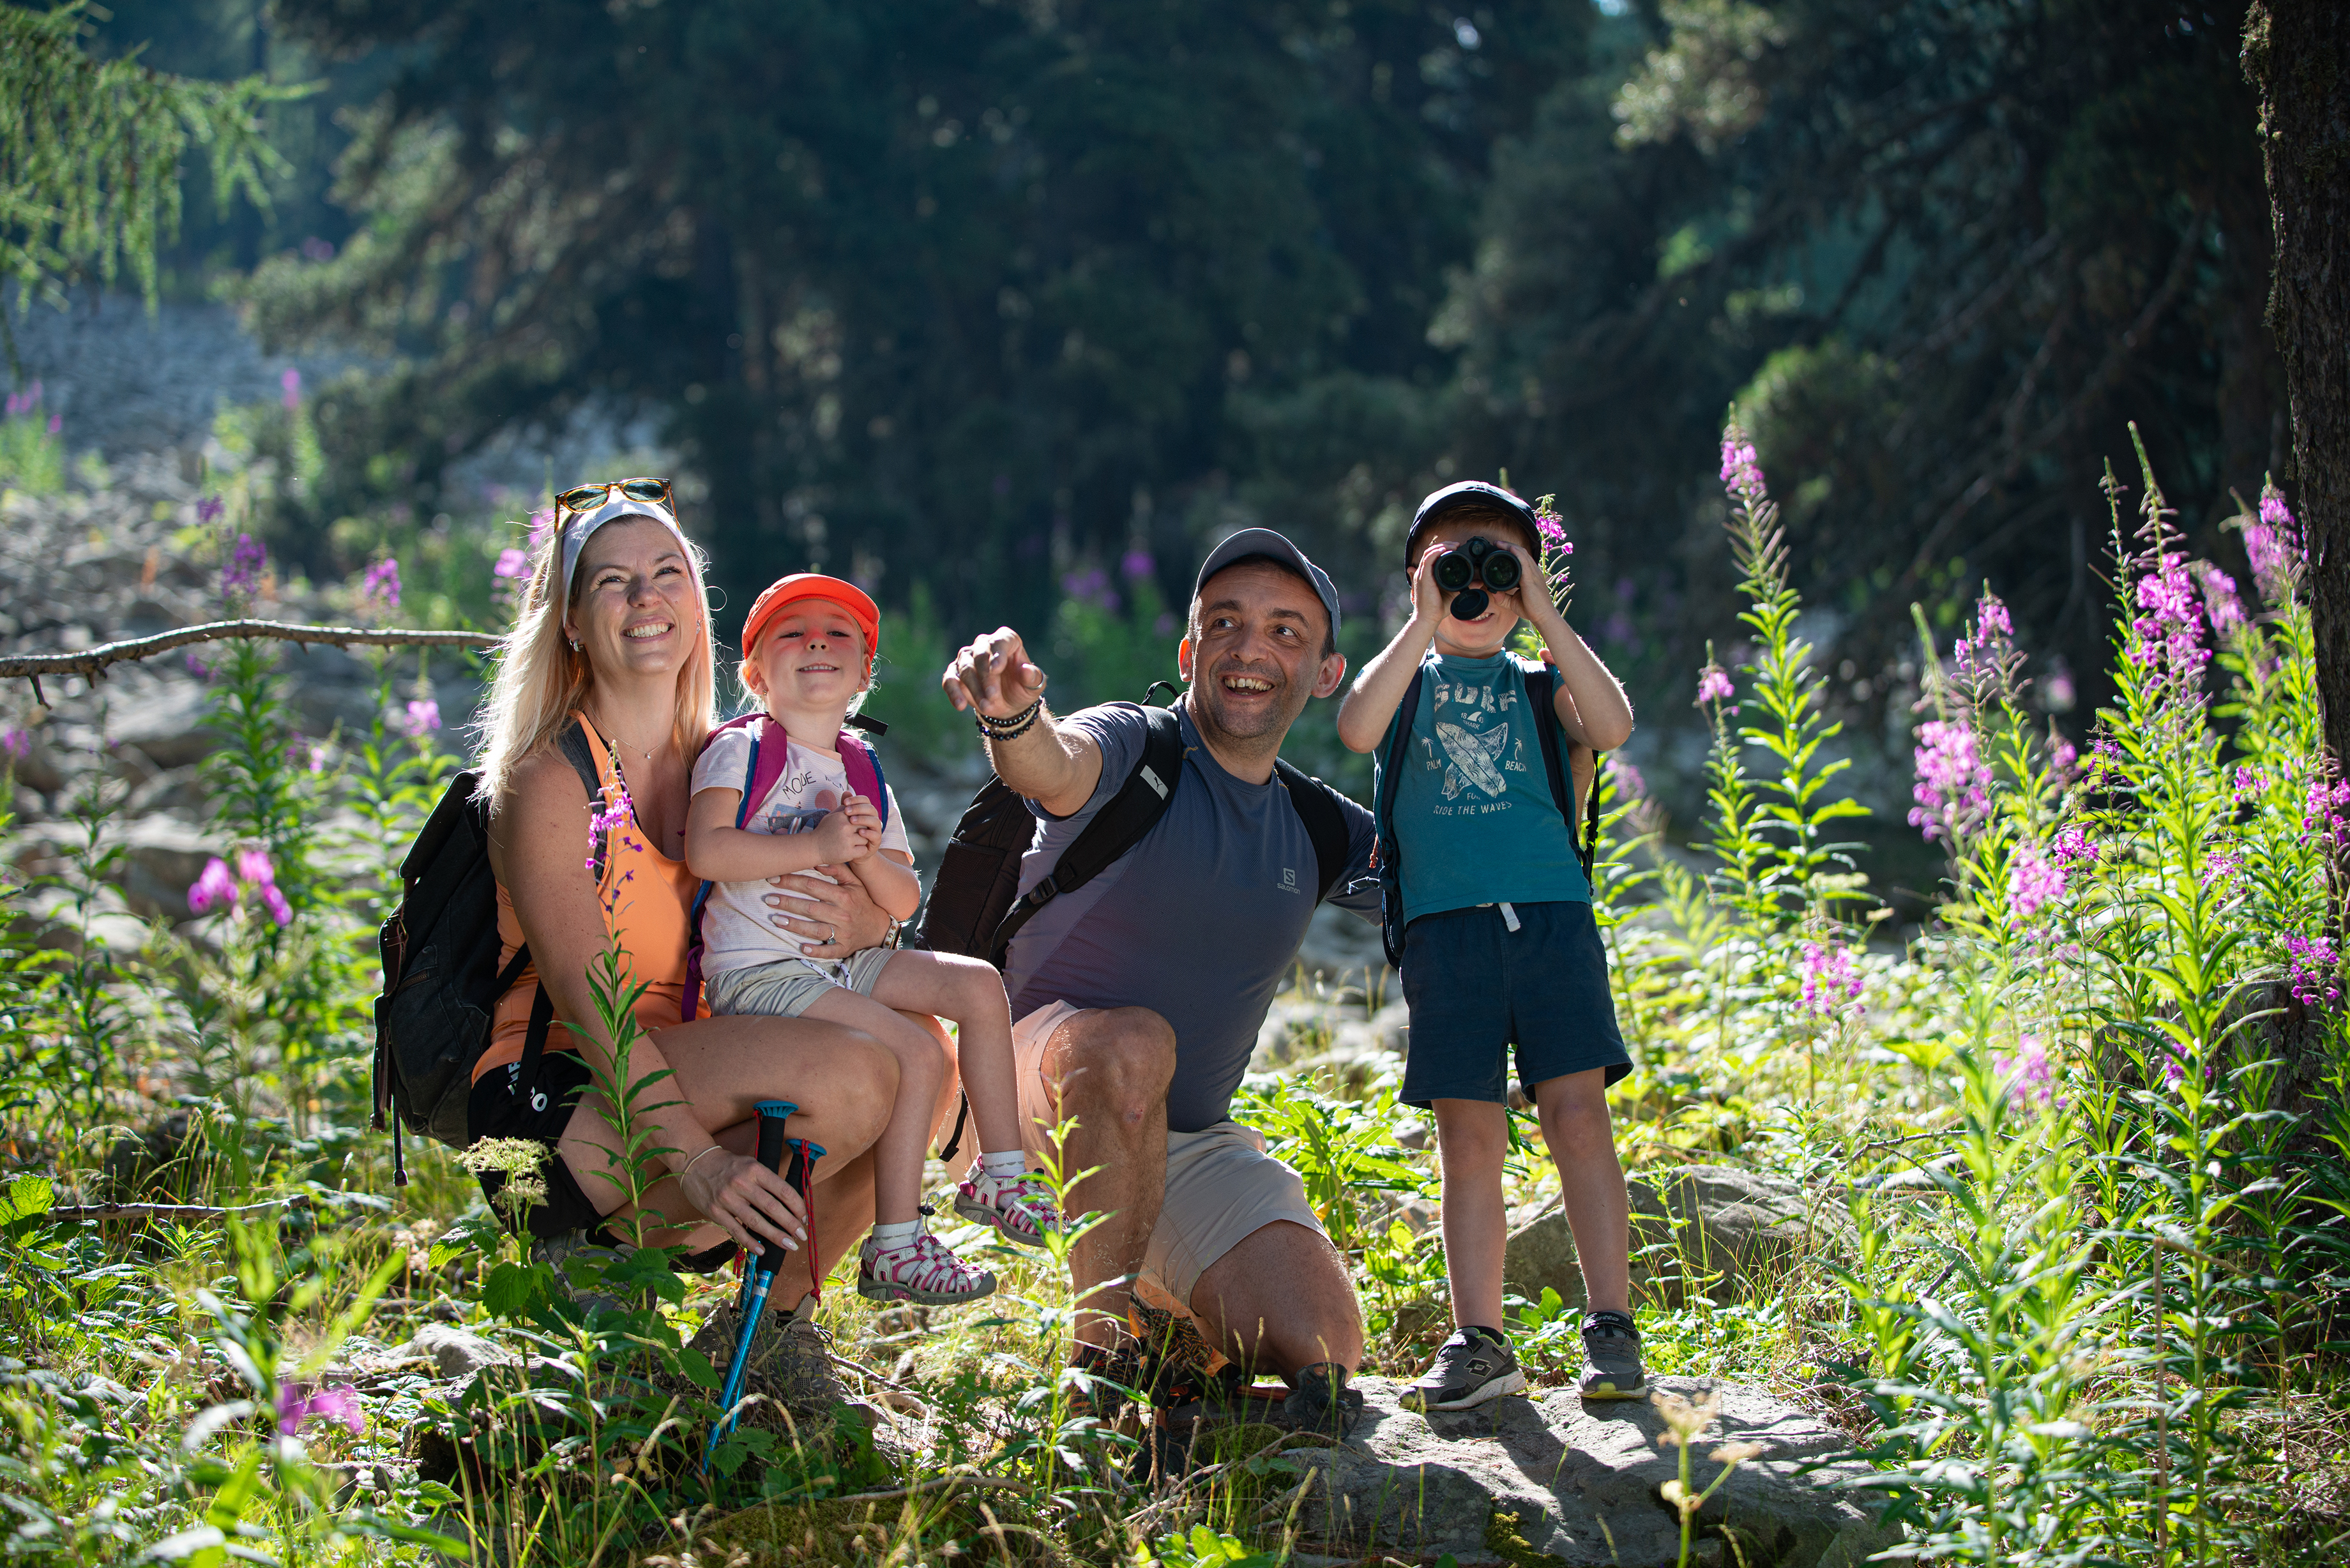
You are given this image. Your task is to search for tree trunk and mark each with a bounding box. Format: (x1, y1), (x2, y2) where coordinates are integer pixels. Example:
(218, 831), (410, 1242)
(2245, 4), (2350, 793)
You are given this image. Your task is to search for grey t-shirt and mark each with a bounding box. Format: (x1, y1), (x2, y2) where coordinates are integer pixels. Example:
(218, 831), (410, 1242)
(1003, 702), (1380, 1133)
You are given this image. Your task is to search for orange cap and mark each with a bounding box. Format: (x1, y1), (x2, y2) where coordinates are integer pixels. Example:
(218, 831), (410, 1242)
(741, 573), (882, 674)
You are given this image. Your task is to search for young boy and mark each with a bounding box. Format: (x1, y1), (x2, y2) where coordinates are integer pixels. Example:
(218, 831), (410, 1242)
(685, 573), (1058, 1305)
(1335, 481), (1643, 1410)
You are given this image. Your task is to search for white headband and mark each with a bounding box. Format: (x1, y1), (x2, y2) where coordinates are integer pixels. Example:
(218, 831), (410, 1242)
(559, 496), (689, 603)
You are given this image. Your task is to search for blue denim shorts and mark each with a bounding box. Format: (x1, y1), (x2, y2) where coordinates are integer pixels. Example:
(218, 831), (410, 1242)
(1399, 900), (1632, 1108)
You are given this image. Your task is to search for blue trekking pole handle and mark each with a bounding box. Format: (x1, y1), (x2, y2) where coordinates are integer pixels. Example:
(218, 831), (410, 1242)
(706, 1099), (797, 1470)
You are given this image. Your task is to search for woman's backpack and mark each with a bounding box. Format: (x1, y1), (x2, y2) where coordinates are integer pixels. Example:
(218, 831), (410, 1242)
(370, 725), (602, 1186)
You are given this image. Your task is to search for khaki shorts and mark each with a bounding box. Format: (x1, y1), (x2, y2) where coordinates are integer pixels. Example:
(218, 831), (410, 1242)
(1011, 999), (1326, 1311)
(705, 948), (895, 1018)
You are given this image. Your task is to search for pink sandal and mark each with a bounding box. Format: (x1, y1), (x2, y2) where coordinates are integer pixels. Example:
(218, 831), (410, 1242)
(856, 1225), (996, 1304)
(955, 1165), (1063, 1249)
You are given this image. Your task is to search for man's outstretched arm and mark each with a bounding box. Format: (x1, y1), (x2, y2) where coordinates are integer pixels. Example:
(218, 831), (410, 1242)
(941, 625), (1105, 817)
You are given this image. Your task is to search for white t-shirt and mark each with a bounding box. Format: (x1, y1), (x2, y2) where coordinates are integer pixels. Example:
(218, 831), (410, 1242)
(688, 725), (909, 972)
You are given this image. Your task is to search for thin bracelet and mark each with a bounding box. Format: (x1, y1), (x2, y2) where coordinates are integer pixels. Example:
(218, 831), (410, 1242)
(978, 708), (1041, 743)
(976, 697), (1043, 736)
(682, 1143), (727, 1179)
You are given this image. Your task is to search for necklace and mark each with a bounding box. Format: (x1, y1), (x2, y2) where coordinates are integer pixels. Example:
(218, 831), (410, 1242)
(588, 708), (665, 765)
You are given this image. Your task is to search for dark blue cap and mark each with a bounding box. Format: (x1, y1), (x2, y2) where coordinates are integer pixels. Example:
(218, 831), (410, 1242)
(1405, 480), (1542, 568)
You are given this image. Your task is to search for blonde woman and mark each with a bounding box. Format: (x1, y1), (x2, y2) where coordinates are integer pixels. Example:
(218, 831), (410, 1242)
(471, 478), (903, 1413)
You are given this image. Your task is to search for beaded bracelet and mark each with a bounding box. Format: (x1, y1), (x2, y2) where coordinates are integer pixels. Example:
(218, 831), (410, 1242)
(976, 697), (1043, 739)
(977, 706), (1041, 743)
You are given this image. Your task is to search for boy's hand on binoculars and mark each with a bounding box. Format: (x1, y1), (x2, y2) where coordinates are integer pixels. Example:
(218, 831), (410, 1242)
(943, 627), (1049, 719)
(1407, 546), (1446, 628)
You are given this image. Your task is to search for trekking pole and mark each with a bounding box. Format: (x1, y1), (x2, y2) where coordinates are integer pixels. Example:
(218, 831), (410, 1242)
(706, 1099), (796, 1469)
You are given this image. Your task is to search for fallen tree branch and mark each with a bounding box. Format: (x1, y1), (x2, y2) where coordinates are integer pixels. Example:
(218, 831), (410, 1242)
(4, 619), (501, 703)
(828, 1472), (1031, 1506)
(43, 1197), (310, 1223)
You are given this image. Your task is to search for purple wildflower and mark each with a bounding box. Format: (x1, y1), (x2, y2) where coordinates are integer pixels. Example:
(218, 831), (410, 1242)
(308, 741), (330, 774)
(1061, 567), (1119, 614)
(2243, 483), (2303, 606)
(2201, 847), (2241, 891)
(188, 858), (239, 914)
(256, 882), (293, 928)
(2051, 825), (2098, 870)
(221, 534), (268, 605)
(1695, 665), (1734, 706)
(45, 414), (59, 435)
(1909, 720), (1991, 843)
(493, 547), (529, 581)
(1719, 428), (1767, 507)
(588, 785), (635, 874)
(1604, 755), (1648, 802)
(2051, 739), (2079, 778)
(1996, 1036), (2063, 1111)
(276, 1383), (363, 1438)
(1120, 548), (1155, 580)
(280, 368), (303, 410)
(236, 848), (277, 887)
(356, 558), (401, 620)
(2043, 662), (2077, 711)
(2232, 765), (2264, 803)
(2286, 935), (2342, 1009)
(1952, 593), (2015, 684)
(0, 727), (26, 760)
(2007, 841), (2065, 918)
(401, 700), (442, 738)
(2130, 552), (2208, 685)
(197, 496), (224, 525)
(527, 507), (557, 552)
(2302, 777), (2350, 847)
(1799, 941), (1863, 1019)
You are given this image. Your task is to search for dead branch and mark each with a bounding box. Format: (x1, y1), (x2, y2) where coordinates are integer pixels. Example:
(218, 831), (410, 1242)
(4, 619), (500, 703)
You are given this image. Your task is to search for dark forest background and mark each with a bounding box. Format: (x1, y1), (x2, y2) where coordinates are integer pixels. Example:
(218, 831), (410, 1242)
(73, 0), (2275, 764)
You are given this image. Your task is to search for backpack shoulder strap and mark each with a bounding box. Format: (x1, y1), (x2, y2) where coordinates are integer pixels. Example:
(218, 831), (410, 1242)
(986, 704), (1185, 963)
(559, 718), (616, 873)
(837, 730), (890, 831)
(1374, 667), (1426, 847)
(1520, 663), (1602, 877)
(1273, 760), (1351, 903)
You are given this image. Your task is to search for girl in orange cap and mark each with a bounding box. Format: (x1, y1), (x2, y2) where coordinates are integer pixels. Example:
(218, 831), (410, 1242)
(685, 574), (1057, 1304)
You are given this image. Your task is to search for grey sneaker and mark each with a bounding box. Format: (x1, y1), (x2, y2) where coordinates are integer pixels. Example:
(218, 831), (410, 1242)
(1400, 1326), (1527, 1412)
(1579, 1309), (1646, 1399)
(1282, 1361), (1364, 1438)
(531, 1230), (627, 1316)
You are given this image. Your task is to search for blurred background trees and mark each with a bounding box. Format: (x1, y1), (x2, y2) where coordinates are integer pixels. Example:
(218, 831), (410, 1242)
(43, 0), (2276, 749)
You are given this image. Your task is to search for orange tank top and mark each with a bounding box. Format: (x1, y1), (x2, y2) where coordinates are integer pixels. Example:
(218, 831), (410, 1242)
(475, 717), (699, 1083)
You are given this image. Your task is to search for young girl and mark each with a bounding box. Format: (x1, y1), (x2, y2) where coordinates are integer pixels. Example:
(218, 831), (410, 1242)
(685, 573), (1057, 1303)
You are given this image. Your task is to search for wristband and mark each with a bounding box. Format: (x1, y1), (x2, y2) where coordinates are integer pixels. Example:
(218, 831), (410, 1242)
(682, 1143), (726, 1179)
(976, 697), (1043, 737)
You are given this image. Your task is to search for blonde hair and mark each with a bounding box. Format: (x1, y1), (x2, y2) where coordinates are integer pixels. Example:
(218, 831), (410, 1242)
(473, 515), (718, 808)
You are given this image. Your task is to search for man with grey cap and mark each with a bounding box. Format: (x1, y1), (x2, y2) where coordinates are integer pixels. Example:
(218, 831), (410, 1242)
(941, 528), (1380, 1433)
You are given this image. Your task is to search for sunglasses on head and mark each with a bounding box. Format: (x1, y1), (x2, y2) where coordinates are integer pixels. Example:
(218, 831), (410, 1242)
(555, 476), (673, 516)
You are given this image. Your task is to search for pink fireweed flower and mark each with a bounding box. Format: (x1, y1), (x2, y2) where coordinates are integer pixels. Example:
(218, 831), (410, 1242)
(1952, 593), (2015, 685)
(492, 547), (529, 581)
(187, 858), (239, 914)
(1120, 548), (1155, 580)
(401, 699), (442, 738)
(2007, 841), (2065, 918)
(2233, 765), (2264, 802)
(280, 367), (303, 409)
(588, 785), (634, 874)
(1719, 431), (1767, 506)
(256, 882), (292, 927)
(1798, 942), (1863, 1019)
(1604, 755), (1648, 802)
(220, 534), (268, 605)
(196, 496), (224, 525)
(308, 741), (329, 773)
(2286, 935), (2342, 1009)
(1995, 1036), (2063, 1110)
(2051, 739), (2079, 778)
(276, 1382), (363, 1438)
(236, 847), (276, 887)
(2051, 825), (2098, 870)
(1695, 665), (1735, 706)
(356, 558), (401, 619)
(2243, 483), (2303, 606)
(1061, 567), (1119, 614)
(2130, 552), (2208, 684)
(527, 507), (557, 553)
(2189, 561), (2245, 636)
(2201, 848), (2241, 891)
(1909, 720), (1991, 843)
(45, 414), (59, 435)
(2302, 778), (2350, 846)
(0, 727), (26, 760)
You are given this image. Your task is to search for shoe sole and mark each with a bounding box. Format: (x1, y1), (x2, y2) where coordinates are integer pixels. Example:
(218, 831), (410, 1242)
(857, 1276), (997, 1305)
(1579, 1376), (1647, 1399)
(953, 1197), (1057, 1249)
(1399, 1368), (1528, 1412)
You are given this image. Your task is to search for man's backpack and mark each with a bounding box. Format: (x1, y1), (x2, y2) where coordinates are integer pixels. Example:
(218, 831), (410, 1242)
(1370, 663), (1604, 969)
(372, 723), (605, 1186)
(680, 712), (890, 1022)
(916, 700), (1356, 1160)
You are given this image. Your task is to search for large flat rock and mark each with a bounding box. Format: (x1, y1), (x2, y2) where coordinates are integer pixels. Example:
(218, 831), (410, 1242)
(1280, 1376), (1892, 1567)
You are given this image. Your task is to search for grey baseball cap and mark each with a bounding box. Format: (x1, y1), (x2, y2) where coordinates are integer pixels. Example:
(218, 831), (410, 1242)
(1194, 527), (1342, 644)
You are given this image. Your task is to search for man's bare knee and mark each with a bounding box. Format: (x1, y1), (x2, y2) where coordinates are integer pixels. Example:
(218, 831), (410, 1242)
(1050, 1007), (1175, 1131)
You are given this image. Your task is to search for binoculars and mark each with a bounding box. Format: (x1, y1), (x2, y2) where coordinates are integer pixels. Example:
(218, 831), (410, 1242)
(1432, 535), (1522, 621)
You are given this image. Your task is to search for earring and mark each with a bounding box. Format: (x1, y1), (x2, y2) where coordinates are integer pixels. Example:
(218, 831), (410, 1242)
(569, 638), (582, 651)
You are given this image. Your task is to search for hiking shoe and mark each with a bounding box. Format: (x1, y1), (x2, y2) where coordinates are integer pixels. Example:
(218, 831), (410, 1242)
(531, 1230), (628, 1316)
(1127, 1300), (1223, 1408)
(856, 1226), (996, 1305)
(1579, 1309), (1646, 1399)
(1282, 1362), (1363, 1438)
(1400, 1325), (1527, 1413)
(1066, 1336), (1146, 1422)
(767, 1296), (853, 1417)
(954, 1164), (1062, 1248)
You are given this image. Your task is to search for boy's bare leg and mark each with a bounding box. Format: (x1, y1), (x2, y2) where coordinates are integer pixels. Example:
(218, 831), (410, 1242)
(799, 988), (952, 1225)
(863, 950), (1024, 1156)
(1432, 1097), (1512, 1330)
(1031, 1006), (1177, 1350)
(1531, 1069), (1630, 1315)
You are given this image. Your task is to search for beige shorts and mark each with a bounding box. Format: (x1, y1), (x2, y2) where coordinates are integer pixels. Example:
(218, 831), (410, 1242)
(704, 948), (895, 1018)
(1011, 999), (1326, 1311)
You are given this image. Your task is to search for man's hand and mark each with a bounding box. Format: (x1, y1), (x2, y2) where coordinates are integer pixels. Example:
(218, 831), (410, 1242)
(943, 627), (1049, 719)
(811, 806), (874, 865)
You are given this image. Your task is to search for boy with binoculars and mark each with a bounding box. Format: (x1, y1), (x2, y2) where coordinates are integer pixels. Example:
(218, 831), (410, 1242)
(1336, 481), (1642, 1411)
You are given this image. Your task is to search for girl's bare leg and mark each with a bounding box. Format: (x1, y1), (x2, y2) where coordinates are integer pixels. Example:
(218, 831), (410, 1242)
(798, 988), (951, 1223)
(864, 951), (1022, 1155)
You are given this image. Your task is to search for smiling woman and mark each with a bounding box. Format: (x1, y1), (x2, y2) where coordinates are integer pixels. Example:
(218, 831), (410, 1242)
(461, 481), (910, 1416)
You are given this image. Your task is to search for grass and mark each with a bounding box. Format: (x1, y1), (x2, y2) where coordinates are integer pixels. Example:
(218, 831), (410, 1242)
(1, 413), (2347, 1564)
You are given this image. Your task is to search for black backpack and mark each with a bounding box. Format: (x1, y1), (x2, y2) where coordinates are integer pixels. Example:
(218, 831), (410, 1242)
(917, 700), (1356, 1158)
(372, 723), (603, 1186)
(1371, 664), (1603, 968)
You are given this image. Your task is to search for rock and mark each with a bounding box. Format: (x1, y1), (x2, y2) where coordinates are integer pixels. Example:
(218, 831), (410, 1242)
(104, 682), (213, 769)
(1275, 1376), (1891, 1567)
(404, 1324), (517, 1380)
(1505, 1166), (1851, 1311)
(111, 811), (212, 917)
